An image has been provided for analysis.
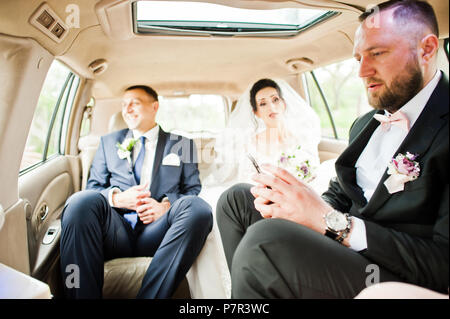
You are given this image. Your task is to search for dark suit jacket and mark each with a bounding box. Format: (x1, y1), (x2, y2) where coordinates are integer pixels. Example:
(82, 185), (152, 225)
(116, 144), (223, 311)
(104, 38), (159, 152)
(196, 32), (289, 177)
(86, 126), (201, 206)
(322, 72), (449, 292)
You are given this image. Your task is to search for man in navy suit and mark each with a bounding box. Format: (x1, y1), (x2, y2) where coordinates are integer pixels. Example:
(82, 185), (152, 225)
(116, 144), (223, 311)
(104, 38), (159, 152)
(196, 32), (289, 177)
(217, 0), (448, 298)
(60, 85), (213, 298)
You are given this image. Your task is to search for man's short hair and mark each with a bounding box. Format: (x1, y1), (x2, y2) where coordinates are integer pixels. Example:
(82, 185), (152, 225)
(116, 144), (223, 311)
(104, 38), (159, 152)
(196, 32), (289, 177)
(359, 0), (439, 37)
(125, 85), (159, 101)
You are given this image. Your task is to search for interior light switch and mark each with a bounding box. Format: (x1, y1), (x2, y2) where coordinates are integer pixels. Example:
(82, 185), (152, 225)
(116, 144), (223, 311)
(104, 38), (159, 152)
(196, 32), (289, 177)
(37, 10), (54, 29)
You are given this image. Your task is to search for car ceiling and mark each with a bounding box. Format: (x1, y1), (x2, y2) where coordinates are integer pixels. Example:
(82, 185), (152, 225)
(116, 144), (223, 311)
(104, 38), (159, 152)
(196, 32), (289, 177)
(0, 0), (448, 99)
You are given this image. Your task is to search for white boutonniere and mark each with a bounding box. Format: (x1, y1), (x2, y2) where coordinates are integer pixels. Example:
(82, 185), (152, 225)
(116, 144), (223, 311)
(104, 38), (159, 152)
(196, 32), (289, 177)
(278, 146), (317, 183)
(116, 137), (138, 165)
(384, 152), (420, 194)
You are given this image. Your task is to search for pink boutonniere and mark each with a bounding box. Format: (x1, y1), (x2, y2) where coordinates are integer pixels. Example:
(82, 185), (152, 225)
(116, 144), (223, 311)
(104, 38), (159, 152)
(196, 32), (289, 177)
(384, 152), (420, 194)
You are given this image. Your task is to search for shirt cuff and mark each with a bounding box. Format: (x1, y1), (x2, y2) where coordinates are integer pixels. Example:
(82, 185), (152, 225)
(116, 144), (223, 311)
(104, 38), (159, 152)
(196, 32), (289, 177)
(108, 187), (121, 207)
(348, 217), (368, 252)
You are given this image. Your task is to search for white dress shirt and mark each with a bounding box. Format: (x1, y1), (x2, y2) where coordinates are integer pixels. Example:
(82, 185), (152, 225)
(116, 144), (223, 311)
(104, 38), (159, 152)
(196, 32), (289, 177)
(108, 125), (160, 207)
(349, 71), (441, 252)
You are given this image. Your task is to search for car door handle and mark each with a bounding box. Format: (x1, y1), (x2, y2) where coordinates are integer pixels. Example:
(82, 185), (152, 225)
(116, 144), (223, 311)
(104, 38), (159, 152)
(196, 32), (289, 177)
(38, 204), (49, 221)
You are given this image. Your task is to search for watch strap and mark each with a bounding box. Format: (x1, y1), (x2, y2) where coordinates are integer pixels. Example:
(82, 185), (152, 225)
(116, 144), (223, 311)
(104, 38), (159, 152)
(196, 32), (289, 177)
(324, 212), (352, 243)
(325, 229), (340, 241)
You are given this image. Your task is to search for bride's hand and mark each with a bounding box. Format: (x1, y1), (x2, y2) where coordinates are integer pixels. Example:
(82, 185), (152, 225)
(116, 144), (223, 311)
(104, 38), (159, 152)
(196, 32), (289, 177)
(250, 163), (332, 234)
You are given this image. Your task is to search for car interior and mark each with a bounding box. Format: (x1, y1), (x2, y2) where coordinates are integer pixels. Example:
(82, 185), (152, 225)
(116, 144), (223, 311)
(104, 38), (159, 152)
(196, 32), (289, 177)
(0, 0), (448, 299)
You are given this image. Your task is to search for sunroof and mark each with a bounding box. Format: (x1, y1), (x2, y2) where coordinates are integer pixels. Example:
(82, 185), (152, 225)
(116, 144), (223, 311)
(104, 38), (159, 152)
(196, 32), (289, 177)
(134, 1), (338, 37)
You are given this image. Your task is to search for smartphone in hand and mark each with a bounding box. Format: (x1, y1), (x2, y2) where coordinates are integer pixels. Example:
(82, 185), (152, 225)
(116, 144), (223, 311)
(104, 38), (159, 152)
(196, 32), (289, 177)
(247, 153), (263, 174)
(247, 154), (273, 204)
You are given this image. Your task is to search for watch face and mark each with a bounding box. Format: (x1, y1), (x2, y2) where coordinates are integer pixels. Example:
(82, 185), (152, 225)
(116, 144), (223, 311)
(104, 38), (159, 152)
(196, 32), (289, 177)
(326, 211), (348, 232)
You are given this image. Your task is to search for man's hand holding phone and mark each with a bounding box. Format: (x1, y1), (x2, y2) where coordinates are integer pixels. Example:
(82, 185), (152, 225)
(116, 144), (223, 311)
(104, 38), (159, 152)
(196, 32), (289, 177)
(248, 154), (274, 206)
(250, 162), (332, 234)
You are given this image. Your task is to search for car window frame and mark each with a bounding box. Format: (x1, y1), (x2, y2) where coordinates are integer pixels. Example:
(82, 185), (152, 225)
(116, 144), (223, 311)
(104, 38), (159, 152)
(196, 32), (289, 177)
(19, 63), (80, 175)
(307, 70), (339, 139)
(303, 58), (373, 141)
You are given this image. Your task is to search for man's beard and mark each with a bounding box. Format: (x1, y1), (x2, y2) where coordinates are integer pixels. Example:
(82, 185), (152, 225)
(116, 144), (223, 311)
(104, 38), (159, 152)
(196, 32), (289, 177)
(367, 57), (423, 113)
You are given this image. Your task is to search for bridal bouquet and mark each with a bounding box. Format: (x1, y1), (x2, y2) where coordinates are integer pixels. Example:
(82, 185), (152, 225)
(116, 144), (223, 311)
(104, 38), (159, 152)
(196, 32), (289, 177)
(278, 146), (316, 182)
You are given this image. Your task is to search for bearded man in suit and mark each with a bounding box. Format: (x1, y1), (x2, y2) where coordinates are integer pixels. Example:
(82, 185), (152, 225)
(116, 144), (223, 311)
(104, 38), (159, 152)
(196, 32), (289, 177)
(216, 0), (448, 298)
(60, 85), (212, 298)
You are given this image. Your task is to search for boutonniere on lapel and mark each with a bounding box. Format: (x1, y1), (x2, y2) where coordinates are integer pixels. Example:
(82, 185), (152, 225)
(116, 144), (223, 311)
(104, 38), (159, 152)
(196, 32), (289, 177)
(385, 152), (420, 194)
(116, 137), (138, 166)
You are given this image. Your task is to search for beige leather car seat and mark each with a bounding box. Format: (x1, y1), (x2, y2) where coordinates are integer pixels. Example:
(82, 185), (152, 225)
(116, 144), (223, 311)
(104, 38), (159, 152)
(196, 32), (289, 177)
(108, 111), (127, 133)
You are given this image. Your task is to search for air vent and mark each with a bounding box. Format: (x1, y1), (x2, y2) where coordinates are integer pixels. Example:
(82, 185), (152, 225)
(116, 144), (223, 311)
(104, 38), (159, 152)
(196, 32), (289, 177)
(29, 3), (69, 43)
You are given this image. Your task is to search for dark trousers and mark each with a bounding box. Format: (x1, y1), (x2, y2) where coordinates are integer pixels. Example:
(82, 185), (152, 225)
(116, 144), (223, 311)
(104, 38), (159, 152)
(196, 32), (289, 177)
(216, 183), (401, 298)
(60, 190), (212, 299)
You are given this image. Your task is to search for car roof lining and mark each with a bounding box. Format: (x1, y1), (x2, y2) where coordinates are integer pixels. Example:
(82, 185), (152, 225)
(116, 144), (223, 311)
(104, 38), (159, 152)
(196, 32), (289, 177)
(0, 0), (448, 98)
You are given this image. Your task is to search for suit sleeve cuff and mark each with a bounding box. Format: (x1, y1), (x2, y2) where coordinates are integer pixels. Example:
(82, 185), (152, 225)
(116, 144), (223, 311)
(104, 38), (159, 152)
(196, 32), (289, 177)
(349, 217), (368, 252)
(108, 187), (121, 207)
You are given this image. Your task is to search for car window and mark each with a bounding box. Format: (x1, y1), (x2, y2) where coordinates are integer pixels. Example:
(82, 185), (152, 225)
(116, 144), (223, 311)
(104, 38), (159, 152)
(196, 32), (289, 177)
(60, 75), (80, 153)
(134, 1), (338, 37)
(156, 94), (227, 134)
(20, 60), (79, 172)
(304, 58), (372, 140)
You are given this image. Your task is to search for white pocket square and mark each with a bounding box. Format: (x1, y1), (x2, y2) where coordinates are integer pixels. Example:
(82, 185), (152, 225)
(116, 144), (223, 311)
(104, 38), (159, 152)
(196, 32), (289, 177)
(162, 153), (180, 166)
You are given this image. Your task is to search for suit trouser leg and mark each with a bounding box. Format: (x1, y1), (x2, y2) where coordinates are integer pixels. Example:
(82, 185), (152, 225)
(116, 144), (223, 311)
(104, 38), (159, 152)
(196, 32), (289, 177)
(216, 183), (264, 271)
(60, 190), (134, 298)
(232, 218), (402, 298)
(135, 195), (213, 299)
(216, 183), (402, 299)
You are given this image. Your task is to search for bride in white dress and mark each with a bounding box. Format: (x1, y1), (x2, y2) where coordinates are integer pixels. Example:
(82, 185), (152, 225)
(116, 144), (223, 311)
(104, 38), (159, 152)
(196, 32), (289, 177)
(212, 78), (335, 193)
(196, 79), (335, 298)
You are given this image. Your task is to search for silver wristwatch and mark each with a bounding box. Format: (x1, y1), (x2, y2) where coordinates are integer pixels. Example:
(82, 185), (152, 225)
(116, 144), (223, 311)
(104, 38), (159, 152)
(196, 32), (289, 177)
(324, 210), (352, 243)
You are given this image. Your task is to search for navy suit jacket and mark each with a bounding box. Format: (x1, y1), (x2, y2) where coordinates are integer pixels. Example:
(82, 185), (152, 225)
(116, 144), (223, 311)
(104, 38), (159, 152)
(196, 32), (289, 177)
(322, 72), (449, 292)
(86, 126), (201, 207)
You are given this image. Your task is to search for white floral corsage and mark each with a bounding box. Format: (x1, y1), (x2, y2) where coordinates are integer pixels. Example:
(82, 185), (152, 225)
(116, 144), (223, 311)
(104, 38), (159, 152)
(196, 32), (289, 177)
(116, 137), (138, 165)
(278, 146), (316, 182)
(384, 152), (420, 194)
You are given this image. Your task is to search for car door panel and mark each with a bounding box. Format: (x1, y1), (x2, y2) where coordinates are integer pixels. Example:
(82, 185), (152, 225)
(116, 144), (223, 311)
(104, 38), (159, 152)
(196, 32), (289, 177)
(19, 155), (80, 289)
